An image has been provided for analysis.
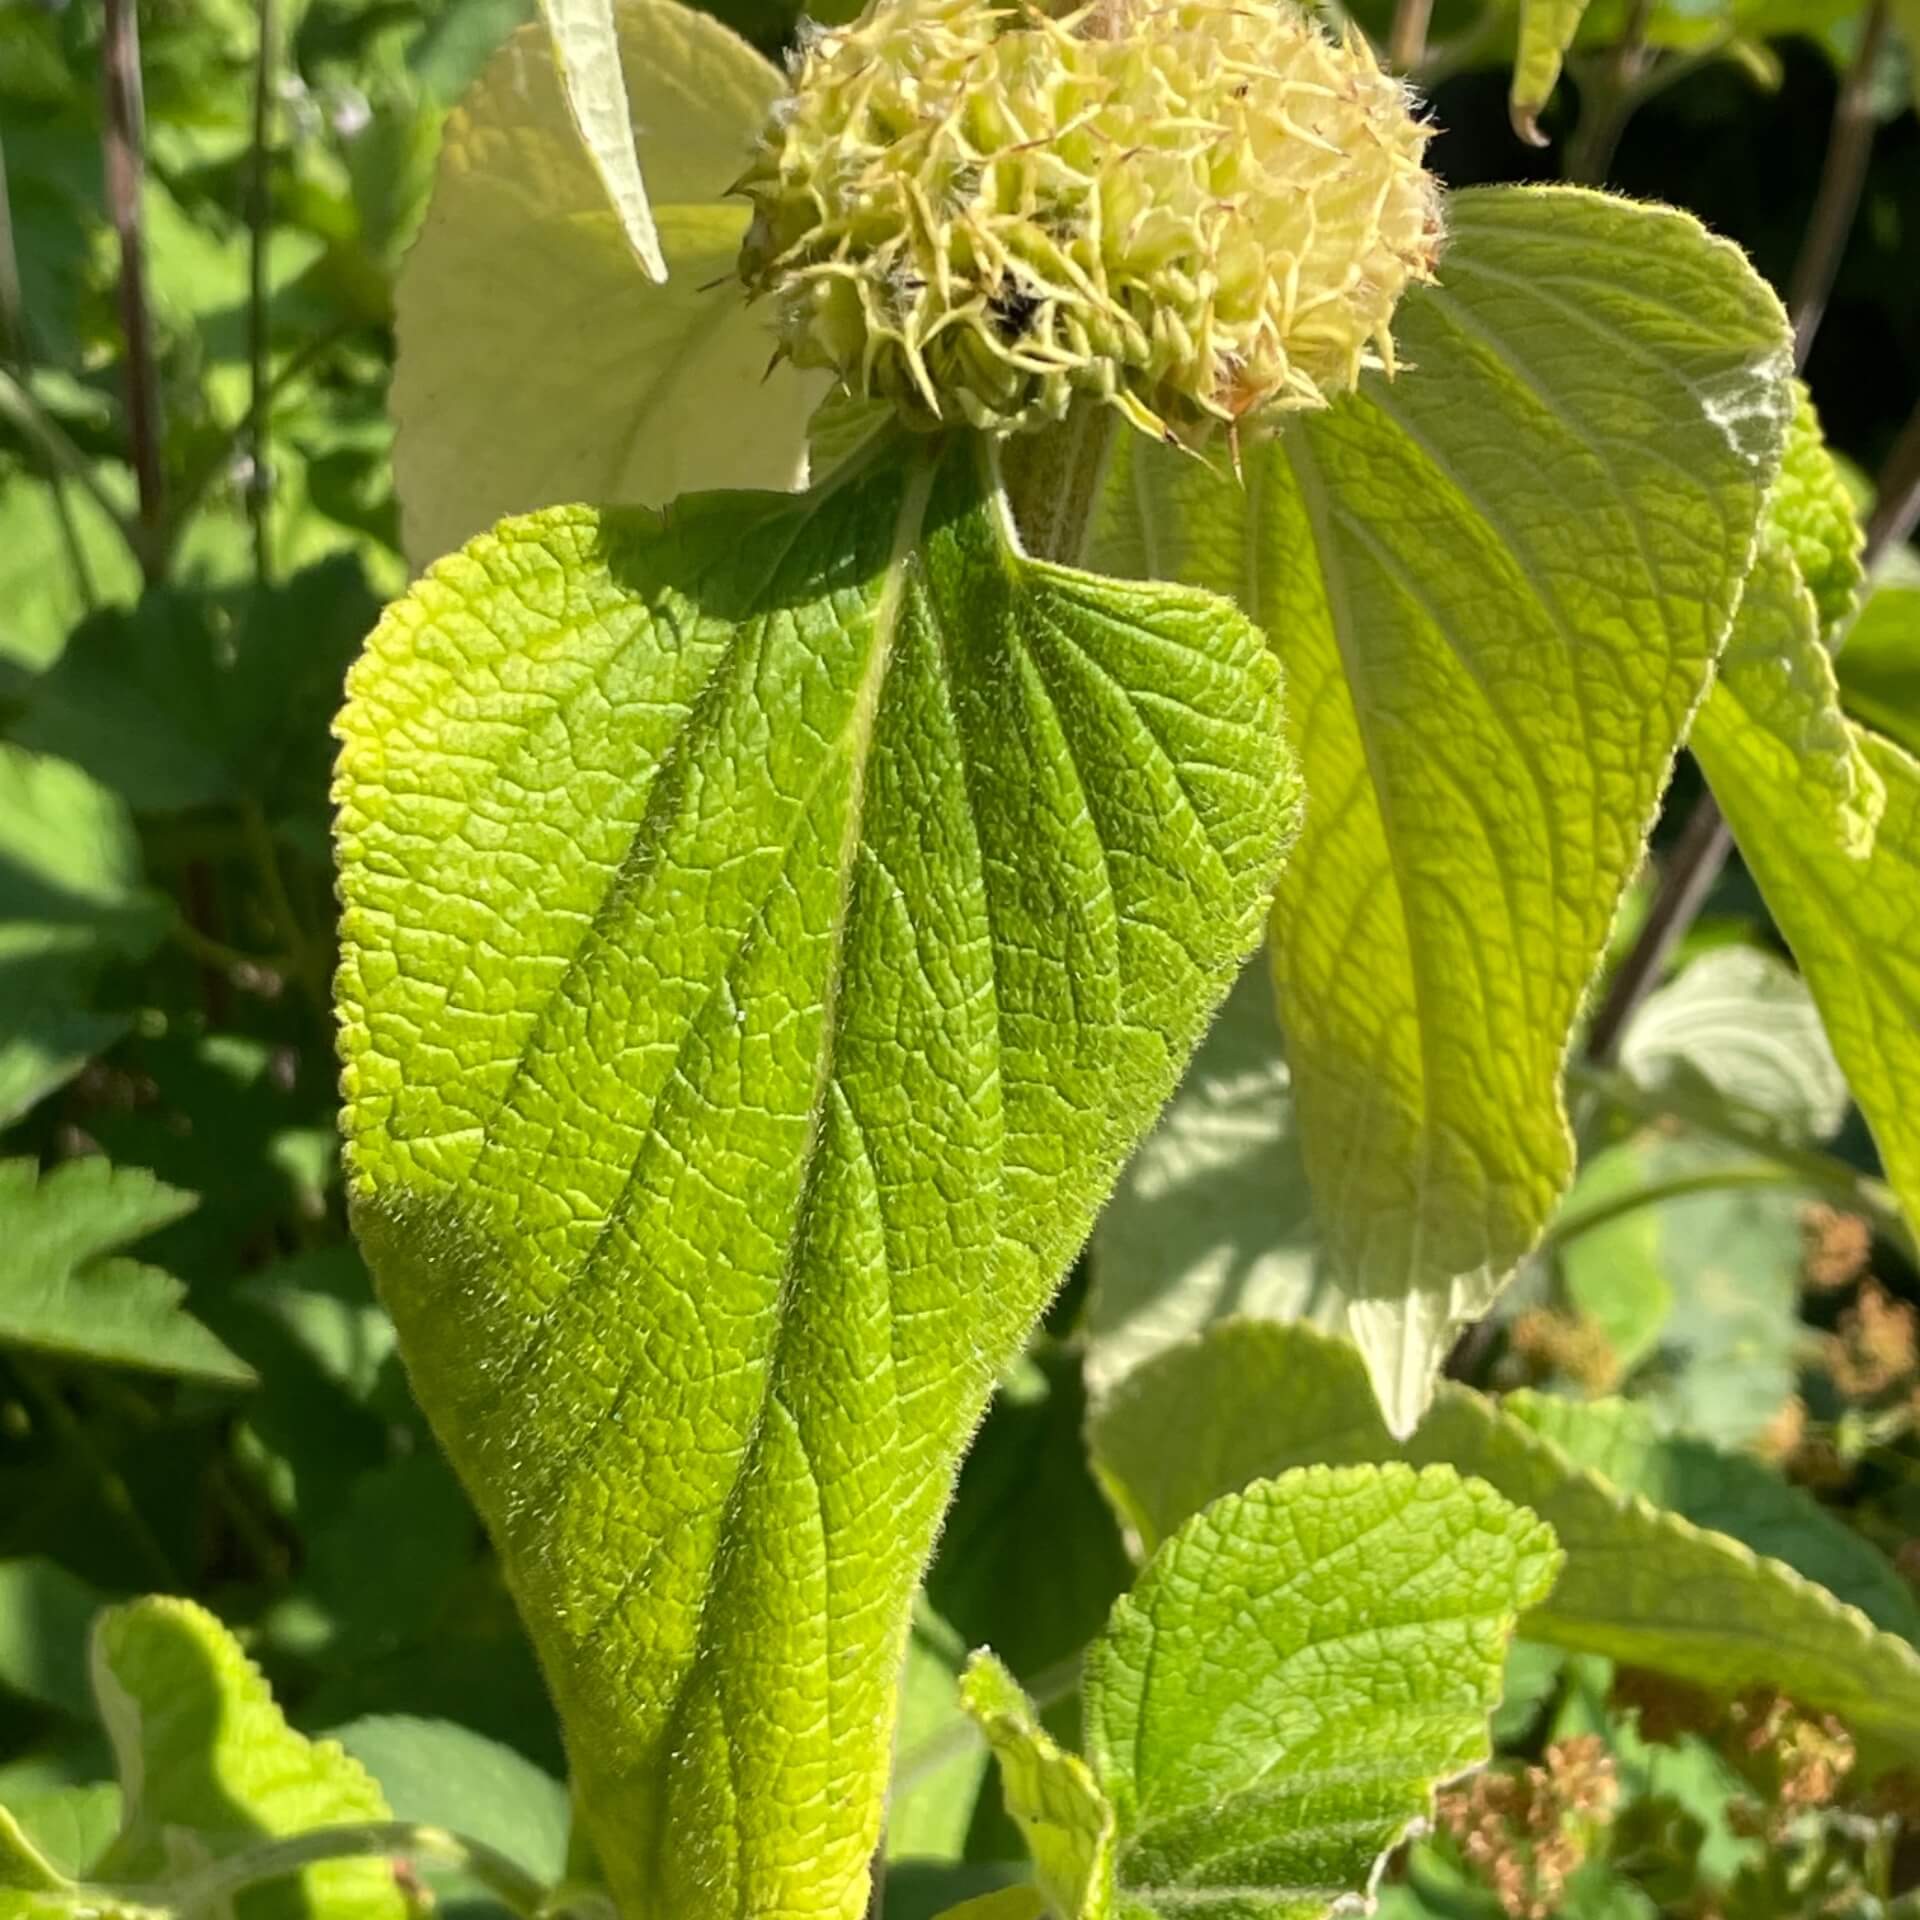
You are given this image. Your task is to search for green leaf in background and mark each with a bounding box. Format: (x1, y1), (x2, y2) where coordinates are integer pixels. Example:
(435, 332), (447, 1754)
(1510, 0), (1594, 142)
(961, 1656), (1114, 1920)
(0, 1159), (253, 1386)
(536, 0), (666, 281)
(334, 435), (1296, 1919)
(0, 1561), (104, 1720)
(0, 475), (141, 675)
(1085, 961), (1326, 1400)
(0, 746), (165, 1127)
(87, 1596), (406, 1920)
(1085, 1465), (1558, 1920)
(0, 1786), (119, 1886)
(1617, 945), (1847, 1145)
(332, 1715), (569, 1884)
(1767, 383), (1864, 642)
(1557, 1134), (1805, 1445)
(1090, 185), (1792, 1434)
(392, 0), (823, 565)
(13, 558), (378, 826)
(1089, 1321), (1920, 1762)
(889, 1614), (990, 1862)
(1837, 580), (1920, 758)
(1693, 545), (1920, 1232)
(963, 1465), (1558, 1920)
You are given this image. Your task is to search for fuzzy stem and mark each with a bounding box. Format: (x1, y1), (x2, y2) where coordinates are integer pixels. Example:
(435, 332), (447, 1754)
(1865, 393), (1920, 566)
(997, 405), (1120, 567)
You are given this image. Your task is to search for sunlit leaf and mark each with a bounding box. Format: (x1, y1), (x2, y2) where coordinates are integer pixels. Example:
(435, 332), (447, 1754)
(335, 434), (1296, 1917)
(1091, 186), (1793, 1433)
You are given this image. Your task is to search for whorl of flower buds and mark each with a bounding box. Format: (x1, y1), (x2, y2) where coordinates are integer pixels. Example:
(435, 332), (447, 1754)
(736, 0), (1442, 442)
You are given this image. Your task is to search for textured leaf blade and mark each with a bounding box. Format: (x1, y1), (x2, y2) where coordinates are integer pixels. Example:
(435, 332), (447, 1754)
(1767, 382), (1863, 642)
(0, 1160), (253, 1386)
(1091, 185), (1793, 1434)
(1090, 1322), (1920, 1760)
(1693, 546), (1920, 1229)
(1085, 1464), (1559, 1920)
(90, 1597), (404, 1920)
(394, 0), (821, 564)
(335, 437), (1296, 1919)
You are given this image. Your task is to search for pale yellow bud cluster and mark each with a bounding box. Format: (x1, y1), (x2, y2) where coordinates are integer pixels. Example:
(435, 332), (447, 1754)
(737, 0), (1442, 442)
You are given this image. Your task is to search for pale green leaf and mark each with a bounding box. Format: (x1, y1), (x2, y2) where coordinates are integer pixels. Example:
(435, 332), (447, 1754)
(931, 1892), (1049, 1920)
(90, 1596), (406, 1920)
(1766, 382), (1863, 642)
(333, 1716), (569, 1884)
(394, 1), (822, 565)
(1837, 580), (1920, 759)
(0, 747), (164, 1127)
(538, 0), (666, 282)
(335, 435), (1296, 1919)
(961, 1657), (1116, 1920)
(0, 1160), (254, 1386)
(0, 1812), (64, 1895)
(1086, 961), (1327, 1400)
(1693, 546), (1920, 1227)
(1083, 1464), (1560, 1920)
(1503, 1392), (1920, 1644)
(1619, 945), (1847, 1145)
(1510, 0), (1593, 142)
(1558, 1135), (1804, 1446)
(1, 1788), (120, 1886)
(1089, 1321), (1920, 1761)
(1090, 185), (1792, 1434)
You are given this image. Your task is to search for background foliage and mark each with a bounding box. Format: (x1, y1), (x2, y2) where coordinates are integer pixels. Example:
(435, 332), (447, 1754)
(1, 0), (1918, 1913)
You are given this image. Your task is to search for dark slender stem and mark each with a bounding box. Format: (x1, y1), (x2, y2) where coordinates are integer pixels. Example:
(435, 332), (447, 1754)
(1388, 0), (1435, 72)
(102, 0), (164, 577)
(1788, 0), (1890, 369)
(1584, 790), (1731, 1064)
(247, 0), (279, 584)
(1865, 394), (1920, 566)
(1563, 0), (1654, 185)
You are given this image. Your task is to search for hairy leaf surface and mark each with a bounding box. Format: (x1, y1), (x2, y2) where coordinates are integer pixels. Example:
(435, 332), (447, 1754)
(1693, 546), (1920, 1228)
(963, 1466), (1556, 1920)
(1091, 186), (1792, 1432)
(1090, 1322), (1920, 1759)
(90, 1597), (404, 1920)
(335, 436), (1296, 1920)
(393, 0), (821, 564)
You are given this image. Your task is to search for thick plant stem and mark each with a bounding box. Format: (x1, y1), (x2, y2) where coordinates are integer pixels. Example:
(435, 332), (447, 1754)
(102, 0), (165, 578)
(998, 404), (1120, 566)
(1787, 0), (1890, 370)
(1387, 0), (1435, 72)
(247, 0), (279, 584)
(1563, 0), (1653, 186)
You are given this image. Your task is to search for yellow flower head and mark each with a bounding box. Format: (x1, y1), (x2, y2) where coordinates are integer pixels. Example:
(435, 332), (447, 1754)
(738, 0), (1442, 442)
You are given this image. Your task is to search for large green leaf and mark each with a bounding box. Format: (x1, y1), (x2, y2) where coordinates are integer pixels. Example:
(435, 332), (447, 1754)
(0, 1159), (253, 1386)
(1692, 546), (1920, 1229)
(334, 434), (1296, 1920)
(89, 1597), (406, 1920)
(1090, 185), (1793, 1434)
(1085, 961), (1326, 1399)
(962, 1465), (1558, 1920)
(393, 0), (822, 565)
(1089, 1322), (1920, 1760)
